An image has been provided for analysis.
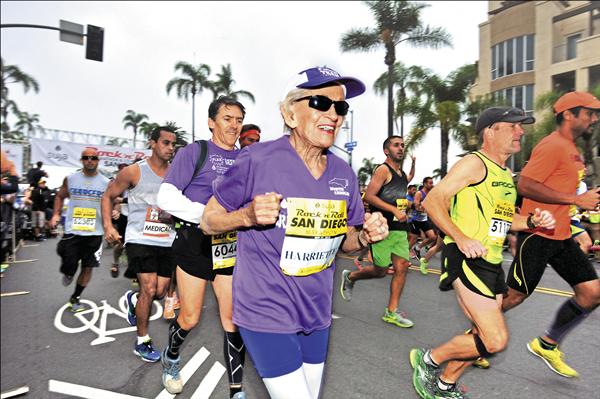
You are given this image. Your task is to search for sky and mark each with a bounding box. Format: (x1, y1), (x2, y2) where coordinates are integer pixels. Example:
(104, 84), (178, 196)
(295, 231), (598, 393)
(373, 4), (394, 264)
(1, 1), (489, 186)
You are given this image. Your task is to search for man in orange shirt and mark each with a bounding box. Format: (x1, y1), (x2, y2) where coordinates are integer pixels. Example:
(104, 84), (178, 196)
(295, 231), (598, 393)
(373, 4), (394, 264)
(504, 91), (600, 378)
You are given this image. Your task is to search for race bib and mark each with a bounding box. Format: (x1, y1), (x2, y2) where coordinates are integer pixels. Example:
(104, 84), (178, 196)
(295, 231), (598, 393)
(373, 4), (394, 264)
(212, 231), (237, 270)
(280, 198), (347, 276)
(488, 200), (514, 246)
(142, 206), (173, 238)
(72, 207), (96, 231)
(393, 198), (409, 221)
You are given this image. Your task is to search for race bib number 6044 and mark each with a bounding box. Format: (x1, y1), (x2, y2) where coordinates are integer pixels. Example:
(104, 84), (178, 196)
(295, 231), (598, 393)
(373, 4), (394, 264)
(72, 207), (97, 231)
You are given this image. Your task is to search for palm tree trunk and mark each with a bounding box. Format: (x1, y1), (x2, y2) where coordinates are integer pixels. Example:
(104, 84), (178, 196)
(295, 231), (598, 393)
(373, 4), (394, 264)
(441, 128), (449, 177)
(387, 62), (394, 137)
(192, 93), (196, 142)
(400, 114), (404, 138)
(133, 127), (137, 148)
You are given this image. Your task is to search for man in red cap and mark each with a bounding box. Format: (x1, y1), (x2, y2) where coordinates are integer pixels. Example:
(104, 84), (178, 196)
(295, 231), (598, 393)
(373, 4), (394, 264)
(238, 124), (261, 148)
(503, 91), (600, 378)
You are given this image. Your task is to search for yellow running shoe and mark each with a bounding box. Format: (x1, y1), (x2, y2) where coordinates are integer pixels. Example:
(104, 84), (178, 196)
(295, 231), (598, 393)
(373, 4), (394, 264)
(527, 337), (579, 378)
(472, 357), (490, 369)
(418, 258), (429, 275)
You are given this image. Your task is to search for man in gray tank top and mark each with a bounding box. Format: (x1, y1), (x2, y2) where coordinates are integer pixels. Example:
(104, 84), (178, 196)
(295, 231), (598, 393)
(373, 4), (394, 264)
(101, 127), (176, 363)
(50, 148), (110, 312)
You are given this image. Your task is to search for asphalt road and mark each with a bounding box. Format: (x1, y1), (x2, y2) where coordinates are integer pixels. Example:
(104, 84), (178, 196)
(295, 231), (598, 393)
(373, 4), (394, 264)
(1, 237), (599, 399)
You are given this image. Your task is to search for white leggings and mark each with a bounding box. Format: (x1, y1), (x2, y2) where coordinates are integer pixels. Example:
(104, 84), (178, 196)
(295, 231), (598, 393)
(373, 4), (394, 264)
(263, 362), (325, 399)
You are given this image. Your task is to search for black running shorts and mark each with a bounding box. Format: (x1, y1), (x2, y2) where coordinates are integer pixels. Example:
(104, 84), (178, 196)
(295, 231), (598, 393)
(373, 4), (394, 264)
(171, 225), (233, 281)
(57, 234), (103, 276)
(440, 243), (507, 299)
(125, 243), (174, 278)
(507, 232), (598, 296)
(410, 220), (434, 235)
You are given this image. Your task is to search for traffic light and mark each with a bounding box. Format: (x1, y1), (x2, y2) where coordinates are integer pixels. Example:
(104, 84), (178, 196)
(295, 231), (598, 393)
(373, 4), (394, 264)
(85, 24), (104, 62)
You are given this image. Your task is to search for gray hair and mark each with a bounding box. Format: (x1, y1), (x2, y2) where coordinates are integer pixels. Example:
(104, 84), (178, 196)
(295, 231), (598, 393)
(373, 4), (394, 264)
(279, 88), (312, 132)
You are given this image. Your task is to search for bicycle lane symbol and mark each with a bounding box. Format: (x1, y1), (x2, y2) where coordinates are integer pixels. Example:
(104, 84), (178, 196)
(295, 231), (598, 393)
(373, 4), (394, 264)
(53, 293), (163, 346)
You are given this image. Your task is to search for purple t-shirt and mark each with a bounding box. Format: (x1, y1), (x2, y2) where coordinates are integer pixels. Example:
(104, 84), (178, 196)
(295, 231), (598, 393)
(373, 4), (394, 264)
(214, 135), (365, 334)
(163, 140), (239, 204)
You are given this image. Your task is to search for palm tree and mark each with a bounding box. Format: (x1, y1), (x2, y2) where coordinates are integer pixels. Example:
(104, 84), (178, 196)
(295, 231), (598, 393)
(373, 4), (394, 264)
(166, 62), (212, 142)
(373, 62), (428, 136)
(1, 57), (39, 135)
(122, 110), (148, 148)
(357, 157), (377, 188)
(209, 64), (255, 104)
(405, 63), (477, 177)
(14, 110), (41, 137)
(340, 0), (452, 137)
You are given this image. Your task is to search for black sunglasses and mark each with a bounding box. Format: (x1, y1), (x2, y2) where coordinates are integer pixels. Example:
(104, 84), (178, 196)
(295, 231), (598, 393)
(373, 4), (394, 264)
(81, 156), (99, 161)
(294, 95), (350, 116)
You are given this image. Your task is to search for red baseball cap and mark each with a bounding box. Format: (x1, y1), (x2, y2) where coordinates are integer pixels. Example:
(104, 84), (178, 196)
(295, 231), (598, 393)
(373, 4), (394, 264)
(553, 91), (600, 114)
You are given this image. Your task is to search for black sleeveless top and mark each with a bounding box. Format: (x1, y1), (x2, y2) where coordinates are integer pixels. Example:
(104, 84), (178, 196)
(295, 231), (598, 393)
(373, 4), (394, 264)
(369, 163), (409, 232)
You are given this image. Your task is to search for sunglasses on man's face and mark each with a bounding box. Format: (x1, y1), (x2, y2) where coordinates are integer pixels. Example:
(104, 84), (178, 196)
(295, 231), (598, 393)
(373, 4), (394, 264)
(294, 95), (350, 116)
(81, 156), (99, 161)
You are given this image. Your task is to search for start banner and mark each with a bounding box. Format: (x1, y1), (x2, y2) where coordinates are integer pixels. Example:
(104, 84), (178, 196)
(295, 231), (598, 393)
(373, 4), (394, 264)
(30, 138), (150, 173)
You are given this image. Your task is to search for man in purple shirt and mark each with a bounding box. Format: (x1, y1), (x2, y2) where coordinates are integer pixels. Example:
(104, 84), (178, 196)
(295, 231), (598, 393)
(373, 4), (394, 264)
(156, 96), (246, 399)
(201, 66), (389, 399)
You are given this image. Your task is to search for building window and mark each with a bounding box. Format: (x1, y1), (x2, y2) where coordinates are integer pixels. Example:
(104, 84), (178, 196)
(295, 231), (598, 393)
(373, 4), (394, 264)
(493, 84), (535, 114)
(491, 34), (534, 80)
(552, 71), (576, 93)
(491, 47), (497, 80)
(525, 34), (534, 70)
(589, 64), (600, 90)
(515, 36), (524, 73)
(566, 33), (581, 60)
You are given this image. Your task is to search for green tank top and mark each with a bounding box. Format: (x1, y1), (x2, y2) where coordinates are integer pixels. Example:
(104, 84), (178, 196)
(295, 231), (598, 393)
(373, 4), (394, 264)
(444, 151), (517, 264)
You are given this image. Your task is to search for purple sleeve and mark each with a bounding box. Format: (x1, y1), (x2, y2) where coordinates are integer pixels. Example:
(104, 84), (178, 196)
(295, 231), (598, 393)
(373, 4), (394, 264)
(213, 148), (253, 211)
(163, 143), (198, 191)
(347, 174), (365, 227)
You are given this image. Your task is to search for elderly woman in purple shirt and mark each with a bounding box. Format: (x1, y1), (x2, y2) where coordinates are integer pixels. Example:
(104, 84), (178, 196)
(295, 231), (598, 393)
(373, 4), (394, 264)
(201, 66), (389, 399)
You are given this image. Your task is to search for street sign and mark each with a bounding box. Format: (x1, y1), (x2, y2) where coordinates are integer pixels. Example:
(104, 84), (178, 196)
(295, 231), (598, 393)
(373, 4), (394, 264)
(344, 141), (357, 151)
(59, 20), (84, 45)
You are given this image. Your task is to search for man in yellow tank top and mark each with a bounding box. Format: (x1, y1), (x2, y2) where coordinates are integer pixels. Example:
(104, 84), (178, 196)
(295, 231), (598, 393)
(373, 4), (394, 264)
(409, 107), (556, 399)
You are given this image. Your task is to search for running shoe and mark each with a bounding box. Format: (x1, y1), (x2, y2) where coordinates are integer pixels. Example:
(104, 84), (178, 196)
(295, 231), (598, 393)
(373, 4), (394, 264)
(382, 308), (414, 328)
(472, 357), (490, 369)
(232, 392), (247, 399)
(526, 337), (578, 378)
(134, 339), (161, 362)
(419, 257), (429, 275)
(110, 263), (119, 278)
(125, 290), (137, 327)
(413, 245), (422, 260)
(161, 347), (183, 394)
(62, 274), (74, 286)
(410, 348), (437, 399)
(590, 240), (600, 252)
(68, 296), (85, 312)
(163, 296), (176, 320)
(340, 269), (354, 301)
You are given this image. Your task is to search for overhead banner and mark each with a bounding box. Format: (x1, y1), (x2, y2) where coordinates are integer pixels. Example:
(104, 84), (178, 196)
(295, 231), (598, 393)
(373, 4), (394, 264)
(30, 138), (151, 173)
(2, 143), (24, 176)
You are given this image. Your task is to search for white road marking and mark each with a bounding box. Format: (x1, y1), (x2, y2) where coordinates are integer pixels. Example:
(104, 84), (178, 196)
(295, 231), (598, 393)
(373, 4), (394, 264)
(0, 385), (29, 399)
(0, 291), (30, 297)
(48, 380), (146, 399)
(154, 347), (211, 399)
(190, 362), (226, 399)
(332, 313), (341, 319)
